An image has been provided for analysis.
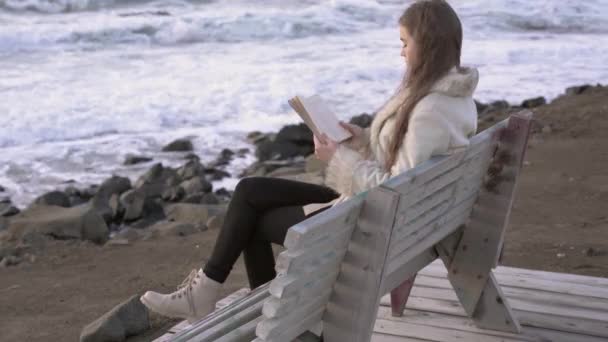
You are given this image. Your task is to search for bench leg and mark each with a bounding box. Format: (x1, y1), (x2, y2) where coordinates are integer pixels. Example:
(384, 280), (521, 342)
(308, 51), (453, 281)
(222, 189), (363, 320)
(390, 274), (417, 317)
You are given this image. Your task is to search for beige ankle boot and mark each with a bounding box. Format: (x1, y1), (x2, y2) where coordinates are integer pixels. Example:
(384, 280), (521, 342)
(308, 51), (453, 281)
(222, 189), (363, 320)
(140, 269), (221, 323)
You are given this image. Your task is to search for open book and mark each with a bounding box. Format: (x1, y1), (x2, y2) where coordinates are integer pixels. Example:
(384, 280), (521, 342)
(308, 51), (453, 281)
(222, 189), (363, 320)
(288, 94), (352, 142)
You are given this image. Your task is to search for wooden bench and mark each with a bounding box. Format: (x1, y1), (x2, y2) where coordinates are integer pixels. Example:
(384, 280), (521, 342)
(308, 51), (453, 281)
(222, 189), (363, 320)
(168, 110), (533, 342)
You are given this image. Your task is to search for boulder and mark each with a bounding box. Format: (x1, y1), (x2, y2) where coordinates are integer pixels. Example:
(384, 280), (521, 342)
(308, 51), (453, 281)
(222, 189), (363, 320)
(0, 217), (8, 232)
(566, 84), (592, 96)
(65, 186), (92, 207)
(127, 198), (165, 229)
(200, 193), (220, 205)
(0, 199), (20, 217)
(349, 113), (374, 128)
(0, 185), (5, 192)
(521, 96), (546, 108)
(275, 123), (313, 145)
(33, 190), (71, 208)
(164, 203), (209, 226)
(119, 190), (145, 222)
(211, 149), (235, 167)
(134, 163), (179, 198)
(256, 140), (313, 162)
(0, 255), (21, 267)
(176, 160), (204, 180)
(162, 138), (193, 152)
(183, 152), (200, 161)
(97, 176), (132, 198)
(80, 295), (149, 342)
(151, 221), (203, 237)
(161, 186), (185, 202)
(204, 167), (231, 181)
(6, 205), (109, 244)
(180, 177), (212, 196)
(124, 154), (152, 166)
(112, 228), (141, 243)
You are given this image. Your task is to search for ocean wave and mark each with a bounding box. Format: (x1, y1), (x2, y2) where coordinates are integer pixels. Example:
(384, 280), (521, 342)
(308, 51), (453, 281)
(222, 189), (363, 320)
(0, 1), (392, 52)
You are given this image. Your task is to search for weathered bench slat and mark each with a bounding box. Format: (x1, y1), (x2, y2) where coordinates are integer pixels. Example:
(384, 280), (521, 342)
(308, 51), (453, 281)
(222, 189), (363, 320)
(269, 261), (341, 299)
(323, 187), (401, 342)
(263, 273), (337, 318)
(256, 290), (330, 340)
(386, 194), (477, 273)
(171, 284), (270, 342)
(283, 197), (363, 251)
(446, 112), (532, 323)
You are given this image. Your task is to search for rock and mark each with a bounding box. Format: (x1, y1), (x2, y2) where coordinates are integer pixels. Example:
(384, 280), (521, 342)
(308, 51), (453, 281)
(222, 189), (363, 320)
(134, 163), (179, 198)
(82, 184), (100, 199)
(162, 138), (193, 152)
(124, 154), (152, 166)
(109, 194), (123, 221)
(200, 193), (220, 205)
(276, 123), (313, 145)
(132, 198), (165, 229)
(256, 141), (313, 162)
(204, 168), (231, 181)
(6, 205), (109, 244)
(566, 84), (592, 96)
(214, 188), (232, 198)
(0, 255), (21, 267)
(541, 125), (553, 134)
(349, 113), (374, 128)
(112, 228), (141, 243)
(236, 148), (249, 157)
(0, 241), (16, 260)
(0, 217), (8, 232)
(246, 131), (266, 144)
(176, 160), (204, 180)
(183, 153), (200, 161)
(180, 177), (212, 196)
(206, 215), (224, 230)
(211, 149), (235, 167)
(80, 295), (149, 342)
(0, 185), (5, 192)
(65, 186), (91, 207)
(521, 96), (546, 108)
(151, 221), (202, 237)
(97, 176), (132, 198)
(162, 186), (185, 202)
(164, 203), (209, 226)
(119, 190), (145, 222)
(1, 201), (20, 217)
(33, 190), (71, 208)
(583, 247), (606, 257)
(474, 100), (487, 113)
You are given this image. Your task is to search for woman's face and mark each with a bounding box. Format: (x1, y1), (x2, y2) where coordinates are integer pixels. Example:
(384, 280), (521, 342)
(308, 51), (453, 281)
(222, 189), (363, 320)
(399, 25), (416, 66)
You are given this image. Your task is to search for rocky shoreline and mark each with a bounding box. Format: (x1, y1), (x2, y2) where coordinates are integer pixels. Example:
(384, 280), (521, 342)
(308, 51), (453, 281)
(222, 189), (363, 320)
(0, 82), (605, 341)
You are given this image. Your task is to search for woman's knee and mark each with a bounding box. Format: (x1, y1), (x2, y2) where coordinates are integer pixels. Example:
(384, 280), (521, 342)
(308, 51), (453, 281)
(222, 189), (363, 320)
(234, 177), (266, 199)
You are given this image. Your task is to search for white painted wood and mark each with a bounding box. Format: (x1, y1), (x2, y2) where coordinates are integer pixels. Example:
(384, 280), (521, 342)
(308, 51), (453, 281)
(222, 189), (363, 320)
(263, 279), (335, 319)
(323, 187), (401, 342)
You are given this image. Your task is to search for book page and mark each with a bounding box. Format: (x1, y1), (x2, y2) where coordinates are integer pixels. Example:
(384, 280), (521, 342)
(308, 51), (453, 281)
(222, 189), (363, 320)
(297, 95), (352, 142)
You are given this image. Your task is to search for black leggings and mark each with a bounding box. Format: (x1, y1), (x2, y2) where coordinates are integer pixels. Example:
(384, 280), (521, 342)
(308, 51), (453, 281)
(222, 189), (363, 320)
(203, 177), (340, 289)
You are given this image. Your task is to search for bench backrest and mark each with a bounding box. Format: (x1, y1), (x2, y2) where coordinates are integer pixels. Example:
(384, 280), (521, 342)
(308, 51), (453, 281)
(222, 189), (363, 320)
(171, 111), (532, 342)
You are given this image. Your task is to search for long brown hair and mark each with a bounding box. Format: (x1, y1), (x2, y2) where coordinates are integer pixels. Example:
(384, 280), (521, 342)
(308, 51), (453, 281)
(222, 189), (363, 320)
(385, 0), (463, 169)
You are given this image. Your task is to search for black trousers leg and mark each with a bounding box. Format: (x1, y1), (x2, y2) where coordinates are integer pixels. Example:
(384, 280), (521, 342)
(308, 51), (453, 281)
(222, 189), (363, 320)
(203, 177), (339, 286)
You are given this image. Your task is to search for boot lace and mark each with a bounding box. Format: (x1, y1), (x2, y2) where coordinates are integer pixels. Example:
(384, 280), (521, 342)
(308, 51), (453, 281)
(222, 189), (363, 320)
(172, 269), (201, 316)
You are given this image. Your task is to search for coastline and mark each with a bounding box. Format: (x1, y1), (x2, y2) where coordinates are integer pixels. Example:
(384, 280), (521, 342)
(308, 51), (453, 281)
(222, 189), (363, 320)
(1, 82), (607, 341)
